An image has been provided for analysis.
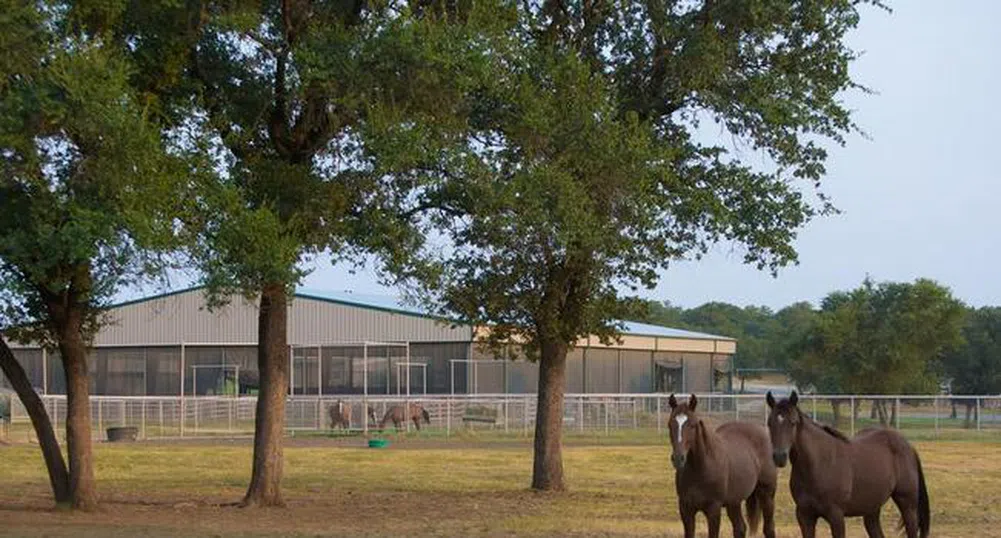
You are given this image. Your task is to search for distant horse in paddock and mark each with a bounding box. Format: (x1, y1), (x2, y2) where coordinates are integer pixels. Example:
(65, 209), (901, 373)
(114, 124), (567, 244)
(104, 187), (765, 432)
(379, 403), (431, 431)
(328, 400), (351, 429)
(328, 400), (378, 430)
(668, 393), (777, 538)
(767, 391), (930, 538)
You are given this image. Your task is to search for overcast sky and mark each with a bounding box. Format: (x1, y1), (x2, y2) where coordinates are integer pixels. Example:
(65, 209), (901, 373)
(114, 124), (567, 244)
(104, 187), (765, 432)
(154, 1), (1001, 312)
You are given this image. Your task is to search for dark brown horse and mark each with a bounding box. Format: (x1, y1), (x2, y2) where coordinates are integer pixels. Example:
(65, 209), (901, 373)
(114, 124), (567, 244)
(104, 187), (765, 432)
(766, 391), (930, 538)
(379, 403), (431, 431)
(668, 394), (777, 538)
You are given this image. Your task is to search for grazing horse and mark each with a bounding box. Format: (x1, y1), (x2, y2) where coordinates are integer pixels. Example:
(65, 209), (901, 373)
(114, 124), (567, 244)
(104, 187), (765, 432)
(668, 394), (777, 538)
(379, 403), (431, 431)
(766, 391), (930, 538)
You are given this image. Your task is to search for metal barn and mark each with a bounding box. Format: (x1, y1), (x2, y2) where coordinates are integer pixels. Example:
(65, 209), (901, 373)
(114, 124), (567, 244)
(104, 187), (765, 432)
(3, 287), (736, 397)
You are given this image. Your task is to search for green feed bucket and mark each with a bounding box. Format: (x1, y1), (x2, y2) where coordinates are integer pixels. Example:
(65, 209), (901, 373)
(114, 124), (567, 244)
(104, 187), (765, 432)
(368, 438), (389, 449)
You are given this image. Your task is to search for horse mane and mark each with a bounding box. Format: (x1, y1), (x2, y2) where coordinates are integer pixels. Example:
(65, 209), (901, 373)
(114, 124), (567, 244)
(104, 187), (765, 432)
(801, 411), (850, 443)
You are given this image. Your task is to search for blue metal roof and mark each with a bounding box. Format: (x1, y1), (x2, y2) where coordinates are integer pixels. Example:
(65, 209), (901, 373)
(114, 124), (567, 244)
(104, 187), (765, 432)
(295, 288), (733, 341)
(616, 320), (734, 341)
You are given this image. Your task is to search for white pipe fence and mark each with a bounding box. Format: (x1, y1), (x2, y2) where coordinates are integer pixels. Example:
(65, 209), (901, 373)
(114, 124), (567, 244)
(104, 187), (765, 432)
(5, 393), (1000, 442)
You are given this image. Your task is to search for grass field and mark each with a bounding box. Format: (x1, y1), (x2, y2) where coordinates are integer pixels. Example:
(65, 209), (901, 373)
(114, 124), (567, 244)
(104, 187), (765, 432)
(1, 435), (1000, 537)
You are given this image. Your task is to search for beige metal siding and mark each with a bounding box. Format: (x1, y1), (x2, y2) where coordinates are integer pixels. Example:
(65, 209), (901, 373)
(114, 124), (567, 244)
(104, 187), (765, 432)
(95, 291), (259, 345)
(288, 297), (471, 344)
(94, 289), (472, 346)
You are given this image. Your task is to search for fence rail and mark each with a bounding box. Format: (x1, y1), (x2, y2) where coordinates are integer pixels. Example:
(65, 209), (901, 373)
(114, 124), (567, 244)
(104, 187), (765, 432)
(5, 393), (1000, 442)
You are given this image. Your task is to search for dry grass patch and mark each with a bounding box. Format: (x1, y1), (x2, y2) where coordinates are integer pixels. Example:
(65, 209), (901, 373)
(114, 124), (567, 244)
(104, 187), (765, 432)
(0, 438), (998, 537)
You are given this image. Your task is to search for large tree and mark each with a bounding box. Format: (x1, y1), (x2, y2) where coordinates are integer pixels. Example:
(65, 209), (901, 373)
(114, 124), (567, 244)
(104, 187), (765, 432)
(788, 277), (966, 425)
(182, 0), (496, 506)
(406, 0), (886, 491)
(945, 307), (1001, 395)
(943, 307), (1001, 427)
(0, 1), (189, 509)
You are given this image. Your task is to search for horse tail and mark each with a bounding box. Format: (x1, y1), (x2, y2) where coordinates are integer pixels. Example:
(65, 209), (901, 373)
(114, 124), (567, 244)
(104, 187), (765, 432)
(422, 407), (430, 424)
(916, 450), (930, 538)
(745, 489), (762, 536)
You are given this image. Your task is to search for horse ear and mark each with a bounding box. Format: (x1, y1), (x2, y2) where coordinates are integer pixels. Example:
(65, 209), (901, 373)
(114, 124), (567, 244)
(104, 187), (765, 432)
(668, 394), (677, 409)
(790, 390), (799, 406)
(766, 391), (776, 409)
(688, 394), (698, 411)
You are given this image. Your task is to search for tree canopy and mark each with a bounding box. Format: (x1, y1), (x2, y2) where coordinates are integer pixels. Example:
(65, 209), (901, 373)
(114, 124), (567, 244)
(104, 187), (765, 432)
(787, 278), (966, 395)
(944, 307), (1001, 395)
(0, 0), (192, 509)
(395, 0), (887, 491)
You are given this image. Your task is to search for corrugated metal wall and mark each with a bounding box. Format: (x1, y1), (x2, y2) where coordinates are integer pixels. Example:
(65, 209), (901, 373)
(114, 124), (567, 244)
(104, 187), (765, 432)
(94, 289), (472, 346)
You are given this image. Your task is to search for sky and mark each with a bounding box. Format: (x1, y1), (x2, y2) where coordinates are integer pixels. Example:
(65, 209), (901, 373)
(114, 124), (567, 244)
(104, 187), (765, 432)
(151, 1), (1001, 312)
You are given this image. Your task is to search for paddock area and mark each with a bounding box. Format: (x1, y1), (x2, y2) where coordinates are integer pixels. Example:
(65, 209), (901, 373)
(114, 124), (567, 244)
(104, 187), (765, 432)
(0, 436), (998, 537)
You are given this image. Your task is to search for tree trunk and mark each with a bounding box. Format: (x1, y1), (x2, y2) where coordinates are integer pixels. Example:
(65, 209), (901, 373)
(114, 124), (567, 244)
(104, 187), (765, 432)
(531, 338), (568, 492)
(242, 283), (289, 507)
(830, 400), (842, 428)
(0, 336), (70, 504)
(874, 400), (890, 427)
(59, 328), (99, 510)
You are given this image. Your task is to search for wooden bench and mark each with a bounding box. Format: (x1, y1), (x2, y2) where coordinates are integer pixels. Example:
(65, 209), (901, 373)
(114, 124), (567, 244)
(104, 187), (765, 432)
(462, 406), (498, 425)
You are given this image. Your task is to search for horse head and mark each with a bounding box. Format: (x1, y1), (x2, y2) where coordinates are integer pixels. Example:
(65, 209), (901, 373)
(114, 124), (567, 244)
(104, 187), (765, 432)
(766, 390), (801, 467)
(667, 393), (702, 471)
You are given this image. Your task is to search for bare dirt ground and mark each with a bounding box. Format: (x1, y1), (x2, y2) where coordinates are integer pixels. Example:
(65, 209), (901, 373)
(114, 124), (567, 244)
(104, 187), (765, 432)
(1, 437), (999, 537)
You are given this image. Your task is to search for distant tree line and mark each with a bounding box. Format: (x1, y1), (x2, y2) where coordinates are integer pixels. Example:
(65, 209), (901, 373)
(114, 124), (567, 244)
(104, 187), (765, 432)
(643, 277), (1001, 400)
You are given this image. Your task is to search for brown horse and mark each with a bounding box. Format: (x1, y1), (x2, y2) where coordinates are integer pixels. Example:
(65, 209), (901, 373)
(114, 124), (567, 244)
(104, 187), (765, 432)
(379, 403), (431, 431)
(328, 399), (351, 429)
(766, 391), (930, 538)
(668, 394), (777, 538)
(328, 400), (378, 430)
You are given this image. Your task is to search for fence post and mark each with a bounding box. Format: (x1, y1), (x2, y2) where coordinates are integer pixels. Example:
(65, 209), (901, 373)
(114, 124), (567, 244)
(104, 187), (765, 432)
(656, 395), (662, 434)
(632, 399), (637, 430)
(811, 395), (817, 420)
(504, 398), (509, 434)
(604, 399), (609, 436)
(141, 399), (146, 440)
(895, 398), (900, 430)
(524, 395), (529, 437)
(446, 396), (451, 437)
(578, 397), (584, 433)
(735, 395), (740, 422)
(850, 396), (856, 437)
(159, 400), (164, 438)
(98, 400), (103, 440)
(977, 398), (982, 431)
(934, 396), (939, 438)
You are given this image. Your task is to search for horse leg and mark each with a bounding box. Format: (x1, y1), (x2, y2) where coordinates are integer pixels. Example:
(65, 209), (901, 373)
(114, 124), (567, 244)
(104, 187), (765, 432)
(706, 503), (722, 538)
(863, 511), (885, 538)
(679, 502), (697, 538)
(725, 503), (746, 538)
(759, 485), (777, 538)
(825, 510), (846, 538)
(892, 493), (920, 538)
(796, 506), (819, 538)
